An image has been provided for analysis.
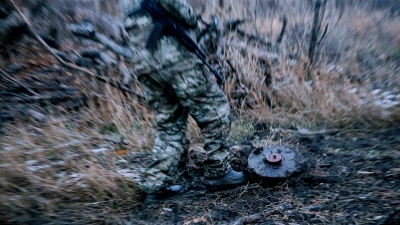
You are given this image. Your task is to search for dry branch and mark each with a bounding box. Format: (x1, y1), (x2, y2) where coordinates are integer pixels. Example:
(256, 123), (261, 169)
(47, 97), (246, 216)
(228, 41), (279, 62)
(309, 0), (322, 65)
(317, 23), (329, 45)
(9, 0), (143, 99)
(226, 59), (249, 98)
(230, 209), (279, 225)
(276, 16), (287, 44)
(0, 69), (38, 96)
(236, 29), (271, 47)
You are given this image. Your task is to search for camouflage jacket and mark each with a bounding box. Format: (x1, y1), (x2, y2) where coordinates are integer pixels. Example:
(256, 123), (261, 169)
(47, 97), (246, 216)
(118, 0), (202, 74)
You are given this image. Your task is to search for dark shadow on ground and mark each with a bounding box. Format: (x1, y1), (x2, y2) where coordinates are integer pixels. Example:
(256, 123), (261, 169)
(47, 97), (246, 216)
(128, 127), (400, 225)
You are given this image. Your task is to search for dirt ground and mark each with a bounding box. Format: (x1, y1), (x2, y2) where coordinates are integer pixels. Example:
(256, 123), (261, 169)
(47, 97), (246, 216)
(128, 126), (400, 225)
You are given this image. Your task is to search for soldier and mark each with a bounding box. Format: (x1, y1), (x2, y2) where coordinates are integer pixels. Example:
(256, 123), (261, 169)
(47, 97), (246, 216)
(118, 0), (246, 197)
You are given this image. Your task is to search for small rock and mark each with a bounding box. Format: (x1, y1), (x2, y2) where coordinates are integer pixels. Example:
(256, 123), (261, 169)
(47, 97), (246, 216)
(372, 89), (381, 95)
(348, 88), (357, 94)
(29, 148), (45, 154)
(28, 109), (46, 122)
(357, 171), (375, 175)
(301, 204), (325, 211)
(70, 173), (80, 178)
(91, 148), (110, 154)
(51, 161), (65, 166)
(69, 173), (86, 181)
(27, 165), (51, 171)
(0, 164), (12, 167)
(117, 169), (136, 178)
(55, 172), (67, 179)
(117, 159), (128, 164)
(4, 147), (13, 151)
(230, 145), (242, 151)
(25, 160), (38, 166)
(327, 63), (336, 73)
(373, 216), (383, 220)
(280, 204), (294, 210)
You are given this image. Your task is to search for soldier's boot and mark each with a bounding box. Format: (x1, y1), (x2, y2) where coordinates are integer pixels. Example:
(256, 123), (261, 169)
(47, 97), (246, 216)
(203, 170), (246, 187)
(144, 184), (183, 204)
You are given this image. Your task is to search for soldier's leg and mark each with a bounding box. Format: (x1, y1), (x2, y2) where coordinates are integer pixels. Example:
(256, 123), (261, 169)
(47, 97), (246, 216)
(169, 63), (232, 178)
(138, 75), (188, 194)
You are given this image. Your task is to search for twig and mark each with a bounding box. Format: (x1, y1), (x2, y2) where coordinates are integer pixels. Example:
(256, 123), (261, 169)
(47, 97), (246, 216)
(4, 93), (84, 103)
(231, 209), (279, 225)
(296, 128), (341, 135)
(374, 8), (392, 27)
(276, 16), (287, 44)
(254, 0), (259, 36)
(226, 59), (249, 96)
(317, 24), (329, 46)
(322, 3), (344, 42)
(237, 29), (271, 47)
(0, 69), (38, 96)
(59, 128), (128, 145)
(308, 0), (322, 65)
(224, 19), (247, 32)
(9, 0), (143, 99)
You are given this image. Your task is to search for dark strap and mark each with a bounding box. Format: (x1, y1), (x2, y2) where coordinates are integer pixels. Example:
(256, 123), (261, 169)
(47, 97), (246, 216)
(146, 22), (164, 51)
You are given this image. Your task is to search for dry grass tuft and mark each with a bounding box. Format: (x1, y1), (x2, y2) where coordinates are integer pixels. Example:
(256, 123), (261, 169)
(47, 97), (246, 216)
(0, 81), (151, 224)
(213, 0), (400, 129)
(230, 117), (256, 144)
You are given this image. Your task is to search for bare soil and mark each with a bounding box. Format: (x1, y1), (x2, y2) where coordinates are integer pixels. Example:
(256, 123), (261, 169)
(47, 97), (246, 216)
(129, 127), (400, 225)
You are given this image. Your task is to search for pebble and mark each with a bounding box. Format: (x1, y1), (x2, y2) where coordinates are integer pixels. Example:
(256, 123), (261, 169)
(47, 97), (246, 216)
(4, 147), (13, 151)
(91, 148), (110, 154)
(27, 165), (51, 171)
(373, 216), (383, 220)
(25, 160), (38, 166)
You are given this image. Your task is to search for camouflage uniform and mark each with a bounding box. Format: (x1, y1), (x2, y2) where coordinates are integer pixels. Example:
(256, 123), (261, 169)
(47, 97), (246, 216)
(119, 0), (232, 194)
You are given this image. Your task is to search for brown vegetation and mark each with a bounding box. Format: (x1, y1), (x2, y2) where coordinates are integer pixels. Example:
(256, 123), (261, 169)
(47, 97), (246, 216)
(1, 0), (400, 224)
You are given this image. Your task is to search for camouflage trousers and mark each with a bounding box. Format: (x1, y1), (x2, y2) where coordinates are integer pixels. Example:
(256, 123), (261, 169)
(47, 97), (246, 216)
(138, 61), (232, 194)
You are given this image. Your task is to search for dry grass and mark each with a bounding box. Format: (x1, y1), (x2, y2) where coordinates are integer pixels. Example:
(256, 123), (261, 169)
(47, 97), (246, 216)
(0, 79), (152, 224)
(1, 0), (400, 224)
(209, 0), (400, 128)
